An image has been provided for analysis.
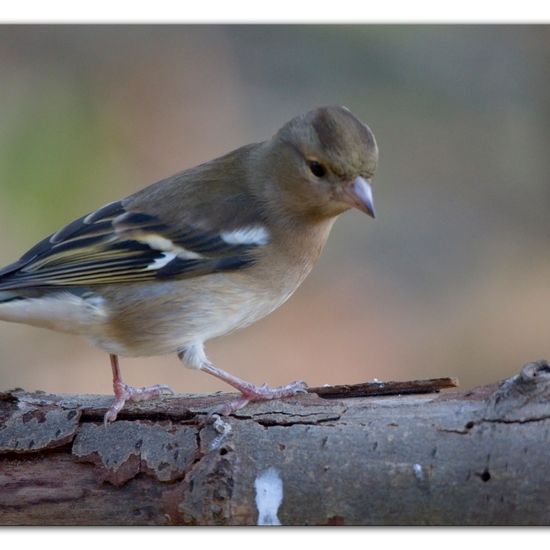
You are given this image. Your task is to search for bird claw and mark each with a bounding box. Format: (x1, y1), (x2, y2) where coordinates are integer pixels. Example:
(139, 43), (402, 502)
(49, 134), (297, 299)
(210, 379), (309, 417)
(209, 397), (251, 418)
(244, 379), (308, 399)
(126, 384), (174, 402)
(103, 408), (119, 426)
(103, 382), (175, 425)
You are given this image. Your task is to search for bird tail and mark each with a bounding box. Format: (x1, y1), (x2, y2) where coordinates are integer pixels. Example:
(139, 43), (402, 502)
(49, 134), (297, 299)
(0, 259), (24, 291)
(0, 290), (21, 304)
(0, 290), (27, 323)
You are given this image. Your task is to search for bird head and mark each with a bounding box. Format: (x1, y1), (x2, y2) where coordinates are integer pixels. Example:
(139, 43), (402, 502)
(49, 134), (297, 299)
(262, 106), (378, 220)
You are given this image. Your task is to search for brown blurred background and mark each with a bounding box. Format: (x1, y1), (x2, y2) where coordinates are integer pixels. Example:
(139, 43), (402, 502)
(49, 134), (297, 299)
(0, 25), (549, 396)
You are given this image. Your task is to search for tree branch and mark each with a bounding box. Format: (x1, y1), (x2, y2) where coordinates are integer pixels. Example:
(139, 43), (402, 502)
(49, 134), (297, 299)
(1, 362), (549, 525)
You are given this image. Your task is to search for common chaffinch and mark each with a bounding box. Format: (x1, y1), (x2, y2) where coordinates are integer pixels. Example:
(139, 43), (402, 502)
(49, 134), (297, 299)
(0, 106), (378, 422)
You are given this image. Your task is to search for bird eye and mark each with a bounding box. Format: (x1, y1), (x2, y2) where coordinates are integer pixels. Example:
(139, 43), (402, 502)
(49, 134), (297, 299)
(307, 160), (326, 178)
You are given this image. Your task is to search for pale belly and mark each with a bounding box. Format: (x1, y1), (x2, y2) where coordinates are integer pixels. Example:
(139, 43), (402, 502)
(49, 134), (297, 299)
(88, 271), (302, 357)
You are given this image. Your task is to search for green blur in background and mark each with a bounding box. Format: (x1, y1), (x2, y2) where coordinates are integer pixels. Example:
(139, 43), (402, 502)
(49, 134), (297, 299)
(0, 25), (549, 395)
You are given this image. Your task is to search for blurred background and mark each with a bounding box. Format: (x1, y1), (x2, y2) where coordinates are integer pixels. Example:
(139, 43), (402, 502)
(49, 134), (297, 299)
(0, 25), (549, 396)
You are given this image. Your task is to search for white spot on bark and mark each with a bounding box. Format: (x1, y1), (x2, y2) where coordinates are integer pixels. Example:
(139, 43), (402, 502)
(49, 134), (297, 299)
(413, 463), (424, 481)
(255, 467), (283, 526)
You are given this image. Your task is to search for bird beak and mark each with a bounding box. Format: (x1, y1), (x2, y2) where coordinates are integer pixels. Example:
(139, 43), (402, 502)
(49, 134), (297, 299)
(341, 176), (376, 218)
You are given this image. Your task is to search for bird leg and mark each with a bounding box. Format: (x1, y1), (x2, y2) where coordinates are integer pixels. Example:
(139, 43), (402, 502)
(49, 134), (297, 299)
(104, 354), (174, 424)
(198, 360), (308, 415)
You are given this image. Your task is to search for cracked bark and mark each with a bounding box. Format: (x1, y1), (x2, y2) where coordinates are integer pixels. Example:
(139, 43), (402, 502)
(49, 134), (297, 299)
(1, 362), (550, 525)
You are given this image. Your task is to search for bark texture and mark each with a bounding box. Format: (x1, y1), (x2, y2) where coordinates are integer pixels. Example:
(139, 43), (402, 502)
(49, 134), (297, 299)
(1, 361), (550, 525)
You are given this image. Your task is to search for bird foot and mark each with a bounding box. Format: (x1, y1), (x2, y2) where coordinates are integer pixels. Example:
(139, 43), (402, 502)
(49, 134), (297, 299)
(104, 381), (174, 425)
(214, 380), (308, 416)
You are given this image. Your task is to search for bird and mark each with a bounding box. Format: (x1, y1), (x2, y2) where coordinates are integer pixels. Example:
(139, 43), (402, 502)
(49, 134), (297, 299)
(0, 106), (378, 423)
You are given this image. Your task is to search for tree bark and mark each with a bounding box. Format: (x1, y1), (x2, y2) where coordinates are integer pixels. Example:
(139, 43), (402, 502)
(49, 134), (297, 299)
(1, 361), (550, 525)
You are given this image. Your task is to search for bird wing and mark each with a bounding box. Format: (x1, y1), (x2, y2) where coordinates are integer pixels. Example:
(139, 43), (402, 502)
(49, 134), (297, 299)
(0, 199), (269, 290)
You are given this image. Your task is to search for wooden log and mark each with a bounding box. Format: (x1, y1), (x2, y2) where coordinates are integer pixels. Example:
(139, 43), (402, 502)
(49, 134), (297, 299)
(1, 362), (549, 525)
